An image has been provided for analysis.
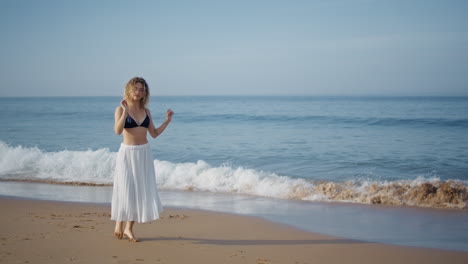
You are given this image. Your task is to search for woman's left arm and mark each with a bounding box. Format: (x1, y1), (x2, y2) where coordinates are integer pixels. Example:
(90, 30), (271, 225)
(148, 109), (174, 138)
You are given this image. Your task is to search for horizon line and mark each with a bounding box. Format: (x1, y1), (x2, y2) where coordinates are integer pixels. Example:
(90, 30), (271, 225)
(1, 94), (468, 98)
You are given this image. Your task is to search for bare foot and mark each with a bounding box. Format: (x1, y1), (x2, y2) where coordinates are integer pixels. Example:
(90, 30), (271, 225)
(123, 230), (138, 242)
(114, 223), (123, 239)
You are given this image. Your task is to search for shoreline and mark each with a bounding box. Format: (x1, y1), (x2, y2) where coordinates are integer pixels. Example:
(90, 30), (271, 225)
(1, 197), (468, 264)
(1, 180), (468, 252)
(1, 177), (466, 210)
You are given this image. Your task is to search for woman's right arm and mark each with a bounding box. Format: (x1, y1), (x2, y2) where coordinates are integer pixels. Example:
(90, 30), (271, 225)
(114, 104), (128, 135)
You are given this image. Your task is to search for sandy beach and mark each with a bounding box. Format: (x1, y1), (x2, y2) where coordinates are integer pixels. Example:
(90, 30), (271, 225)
(0, 197), (467, 264)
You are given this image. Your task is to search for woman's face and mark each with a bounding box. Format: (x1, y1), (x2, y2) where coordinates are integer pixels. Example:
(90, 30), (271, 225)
(131, 82), (146, 100)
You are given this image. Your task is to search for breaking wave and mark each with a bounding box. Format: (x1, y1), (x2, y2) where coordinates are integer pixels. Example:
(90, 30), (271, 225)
(0, 142), (466, 209)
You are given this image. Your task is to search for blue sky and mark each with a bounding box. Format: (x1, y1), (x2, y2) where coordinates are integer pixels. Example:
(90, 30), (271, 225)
(1, 0), (467, 96)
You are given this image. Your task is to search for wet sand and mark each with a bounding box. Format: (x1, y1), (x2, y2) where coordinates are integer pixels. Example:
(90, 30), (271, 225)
(0, 197), (467, 264)
(1, 180), (468, 251)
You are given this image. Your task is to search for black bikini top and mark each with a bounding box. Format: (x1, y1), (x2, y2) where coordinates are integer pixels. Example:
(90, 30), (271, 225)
(124, 109), (150, 128)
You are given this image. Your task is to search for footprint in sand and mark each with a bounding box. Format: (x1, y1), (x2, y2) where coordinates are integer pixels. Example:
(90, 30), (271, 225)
(72, 225), (86, 231)
(230, 250), (246, 258)
(257, 258), (272, 264)
(166, 214), (188, 220)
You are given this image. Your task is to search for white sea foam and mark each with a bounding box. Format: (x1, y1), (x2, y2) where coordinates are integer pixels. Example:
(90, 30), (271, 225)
(0, 142), (466, 209)
(155, 159), (314, 199)
(0, 142), (115, 184)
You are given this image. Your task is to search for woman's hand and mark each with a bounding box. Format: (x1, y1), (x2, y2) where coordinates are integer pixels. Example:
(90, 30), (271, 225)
(120, 100), (128, 111)
(166, 109), (174, 122)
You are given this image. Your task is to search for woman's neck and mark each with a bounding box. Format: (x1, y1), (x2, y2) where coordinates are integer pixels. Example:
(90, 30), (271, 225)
(127, 100), (142, 110)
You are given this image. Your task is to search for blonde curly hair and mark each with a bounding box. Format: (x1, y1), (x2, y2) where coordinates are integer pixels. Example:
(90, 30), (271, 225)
(124, 77), (150, 107)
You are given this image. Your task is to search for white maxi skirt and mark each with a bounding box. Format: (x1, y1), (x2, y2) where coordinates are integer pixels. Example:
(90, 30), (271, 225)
(111, 143), (164, 223)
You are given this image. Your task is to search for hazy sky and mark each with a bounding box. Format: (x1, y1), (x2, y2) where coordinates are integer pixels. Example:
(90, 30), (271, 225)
(1, 0), (467, 96)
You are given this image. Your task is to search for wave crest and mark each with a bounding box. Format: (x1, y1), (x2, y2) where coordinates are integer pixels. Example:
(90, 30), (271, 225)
(155, 160), (467, 209)
(0, 141), (115, 184)
(309, 179), (467, 209)
(0, 142), (466, 209)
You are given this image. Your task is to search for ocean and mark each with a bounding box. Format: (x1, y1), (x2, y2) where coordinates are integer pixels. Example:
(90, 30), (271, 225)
(1, 96), (467, 209)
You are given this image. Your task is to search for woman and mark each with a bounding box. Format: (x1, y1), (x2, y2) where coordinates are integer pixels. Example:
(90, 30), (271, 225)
(111, 77), (173, 242)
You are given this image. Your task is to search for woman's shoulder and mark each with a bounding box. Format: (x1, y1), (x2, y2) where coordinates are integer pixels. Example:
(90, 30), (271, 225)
(145, 107), (152, 115)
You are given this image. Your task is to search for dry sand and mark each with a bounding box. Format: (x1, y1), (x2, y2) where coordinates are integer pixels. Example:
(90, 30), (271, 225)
(0, 197), (467, 264)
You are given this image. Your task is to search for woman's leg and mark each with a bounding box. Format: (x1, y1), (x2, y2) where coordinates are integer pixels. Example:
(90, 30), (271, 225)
(124, 221), (138, 242)
(113, 221), (123, 239)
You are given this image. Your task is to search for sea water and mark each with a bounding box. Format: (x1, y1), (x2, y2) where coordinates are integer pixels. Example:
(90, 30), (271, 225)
(1, 96), (467, 208)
